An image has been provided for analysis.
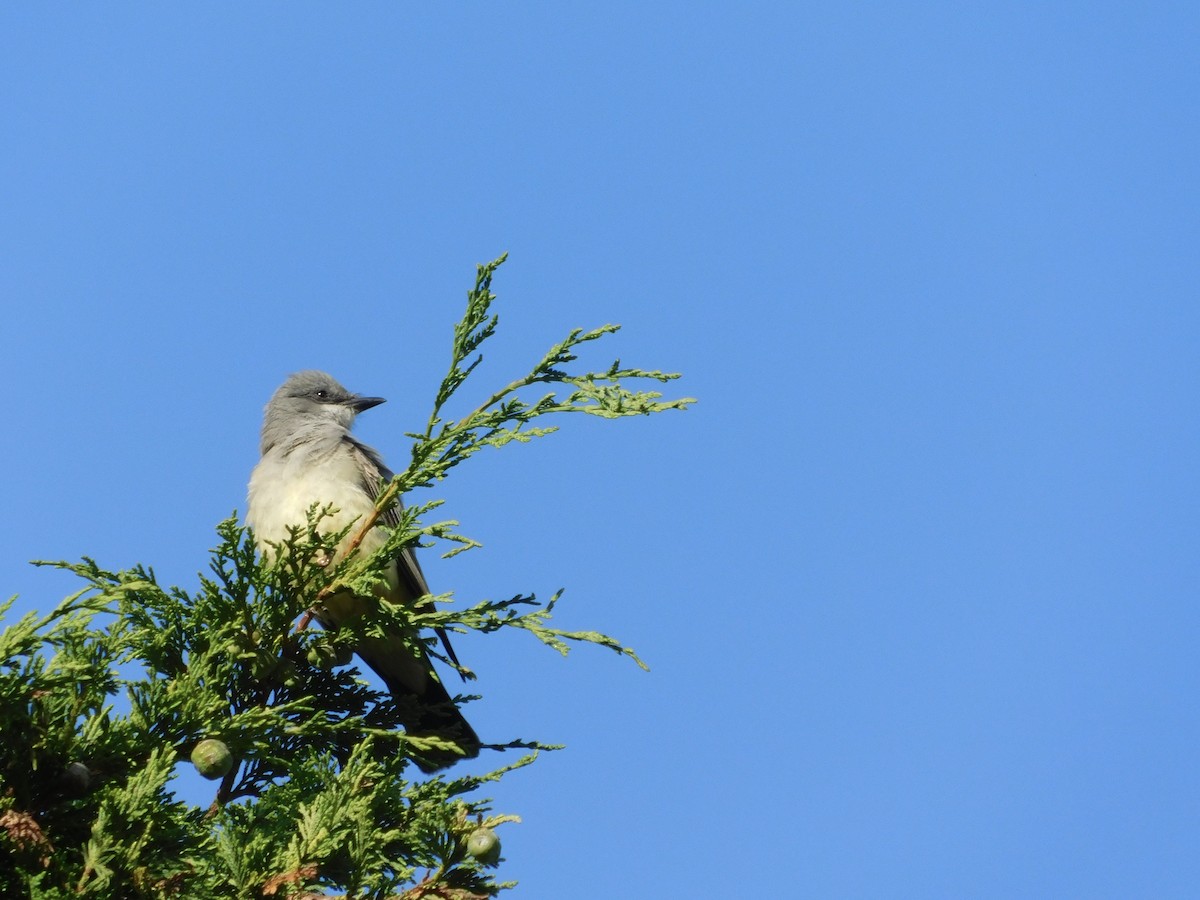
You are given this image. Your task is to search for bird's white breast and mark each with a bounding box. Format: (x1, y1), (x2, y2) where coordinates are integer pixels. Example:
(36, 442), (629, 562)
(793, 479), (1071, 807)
(247, 447), (380, 553)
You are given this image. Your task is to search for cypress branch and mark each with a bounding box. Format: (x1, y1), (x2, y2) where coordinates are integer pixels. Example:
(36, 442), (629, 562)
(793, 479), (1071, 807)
(1, 256), (691, 897)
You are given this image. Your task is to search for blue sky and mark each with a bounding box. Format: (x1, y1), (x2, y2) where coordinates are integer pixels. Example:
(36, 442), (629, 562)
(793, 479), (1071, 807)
(2, 4), (1197, 897)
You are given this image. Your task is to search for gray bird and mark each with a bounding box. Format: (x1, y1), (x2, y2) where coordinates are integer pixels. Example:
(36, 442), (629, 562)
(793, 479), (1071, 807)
(247, 370), (480, 771)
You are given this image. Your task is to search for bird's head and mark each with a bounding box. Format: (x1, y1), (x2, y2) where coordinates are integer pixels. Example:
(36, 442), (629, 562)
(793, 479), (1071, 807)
(259, 370), (385, 454)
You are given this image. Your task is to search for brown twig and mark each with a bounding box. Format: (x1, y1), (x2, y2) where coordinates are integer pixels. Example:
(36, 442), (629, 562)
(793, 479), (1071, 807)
(294, 608), (315, 633)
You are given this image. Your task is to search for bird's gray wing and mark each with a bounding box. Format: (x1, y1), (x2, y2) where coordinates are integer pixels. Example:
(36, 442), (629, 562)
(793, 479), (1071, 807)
(341, 438), (479, 770)
(347, 437), (465, 673)
(348, 437), (430, 597)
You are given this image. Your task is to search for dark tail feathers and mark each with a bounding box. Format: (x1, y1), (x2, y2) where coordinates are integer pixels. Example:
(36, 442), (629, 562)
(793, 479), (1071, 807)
(380, 666), (481, 774)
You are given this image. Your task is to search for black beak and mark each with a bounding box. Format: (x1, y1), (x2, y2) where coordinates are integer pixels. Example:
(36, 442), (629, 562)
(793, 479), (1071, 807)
(348, 395), (386, 413)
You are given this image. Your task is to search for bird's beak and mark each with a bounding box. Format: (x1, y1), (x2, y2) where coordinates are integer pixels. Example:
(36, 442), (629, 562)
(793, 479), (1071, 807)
(348, 395), (386, 413)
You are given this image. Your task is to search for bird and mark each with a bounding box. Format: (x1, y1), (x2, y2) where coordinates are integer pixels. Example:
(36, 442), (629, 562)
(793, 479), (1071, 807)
(246, 370), (480, 772)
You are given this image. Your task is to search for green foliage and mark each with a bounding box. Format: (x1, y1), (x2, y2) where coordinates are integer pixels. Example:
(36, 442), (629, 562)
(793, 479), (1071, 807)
(0, 257), (692, 898)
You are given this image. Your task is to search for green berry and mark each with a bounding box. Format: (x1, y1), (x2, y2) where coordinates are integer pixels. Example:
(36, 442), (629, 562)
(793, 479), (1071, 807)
(254, 654), (298, 686)
(191, 739), (233, 780)
(466, 827), (501, 865)
(307, 643), (337, 670)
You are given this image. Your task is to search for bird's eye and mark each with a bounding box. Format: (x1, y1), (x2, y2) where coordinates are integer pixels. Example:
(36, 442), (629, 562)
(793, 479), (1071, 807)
(315, 390), (328, 400)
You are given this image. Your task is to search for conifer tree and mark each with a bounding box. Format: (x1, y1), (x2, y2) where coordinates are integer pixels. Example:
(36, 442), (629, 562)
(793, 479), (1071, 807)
(0, 256), (693, 898)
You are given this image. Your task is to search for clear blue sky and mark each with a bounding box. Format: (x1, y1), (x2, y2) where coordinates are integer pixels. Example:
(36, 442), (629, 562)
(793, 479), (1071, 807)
(2, 4), (1197, 897)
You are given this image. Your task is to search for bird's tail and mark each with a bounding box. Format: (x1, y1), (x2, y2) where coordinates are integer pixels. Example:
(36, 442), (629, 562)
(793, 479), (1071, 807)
(315, 591), (481, 773)
(381, 665), (481, 774)
(347, 632), (480, 773)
